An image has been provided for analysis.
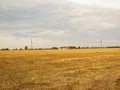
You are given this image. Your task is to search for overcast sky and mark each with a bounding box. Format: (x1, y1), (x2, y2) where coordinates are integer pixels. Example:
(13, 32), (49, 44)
(0, 0), (120, 49)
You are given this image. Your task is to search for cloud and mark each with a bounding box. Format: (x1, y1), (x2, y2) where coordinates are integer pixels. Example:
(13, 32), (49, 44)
(13, 30), (66, 38)
(0, 0), (120, 48)
(70, 0), (120, 8)
(0, 0), (69, 9)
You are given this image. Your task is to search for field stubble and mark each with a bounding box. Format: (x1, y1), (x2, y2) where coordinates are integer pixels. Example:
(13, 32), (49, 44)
(0, 48), (120, 90)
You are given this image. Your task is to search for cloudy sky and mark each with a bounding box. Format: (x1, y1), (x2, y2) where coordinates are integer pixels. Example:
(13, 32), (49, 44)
(0, 0), (120, 49)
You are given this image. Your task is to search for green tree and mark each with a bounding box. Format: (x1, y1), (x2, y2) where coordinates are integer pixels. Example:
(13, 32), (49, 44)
(78, 46), (81, 49)
(25, 46), (28, 50)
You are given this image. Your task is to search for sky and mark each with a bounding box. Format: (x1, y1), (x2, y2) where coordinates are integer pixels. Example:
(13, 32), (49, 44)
(71, 0), (120, 8)
(0, 0), (120, 49)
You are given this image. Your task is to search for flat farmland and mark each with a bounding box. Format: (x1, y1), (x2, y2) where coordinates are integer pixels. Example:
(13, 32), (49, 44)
(0, 48), (120, 90)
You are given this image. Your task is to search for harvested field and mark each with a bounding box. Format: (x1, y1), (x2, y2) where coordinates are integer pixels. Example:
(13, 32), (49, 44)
(0, 48), (120, 90)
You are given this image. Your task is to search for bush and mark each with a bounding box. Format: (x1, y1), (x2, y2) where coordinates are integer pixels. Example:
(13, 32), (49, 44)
(2, 48), (9, 51)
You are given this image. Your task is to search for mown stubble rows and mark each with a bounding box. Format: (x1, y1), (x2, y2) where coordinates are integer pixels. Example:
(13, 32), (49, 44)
(0, 48), (120, 90)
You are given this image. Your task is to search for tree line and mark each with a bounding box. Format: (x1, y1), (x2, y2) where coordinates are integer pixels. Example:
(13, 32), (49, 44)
(0, 45), (120, 51)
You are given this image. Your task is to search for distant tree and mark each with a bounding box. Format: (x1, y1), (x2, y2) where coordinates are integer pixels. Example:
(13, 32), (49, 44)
(19, 48), (23, 50)
(2, 48), (9, 50)
(51, 47), (58, 50)
(67, 46), (77, 49)
(39, 48), (43, 50)
(12, 48), (17, 50)
(25, 46), (28, 50)
(78, 46), (81, 49)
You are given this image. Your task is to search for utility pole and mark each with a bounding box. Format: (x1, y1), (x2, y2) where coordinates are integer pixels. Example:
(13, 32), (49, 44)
(100, 38), (102, 48)
(31, 38), (33, 49)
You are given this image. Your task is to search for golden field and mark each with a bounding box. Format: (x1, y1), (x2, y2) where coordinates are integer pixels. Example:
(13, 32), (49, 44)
(0, 48), (120, 90)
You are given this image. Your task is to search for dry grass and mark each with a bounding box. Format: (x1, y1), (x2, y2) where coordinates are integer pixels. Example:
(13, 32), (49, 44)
(0, 48), (120, 90)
